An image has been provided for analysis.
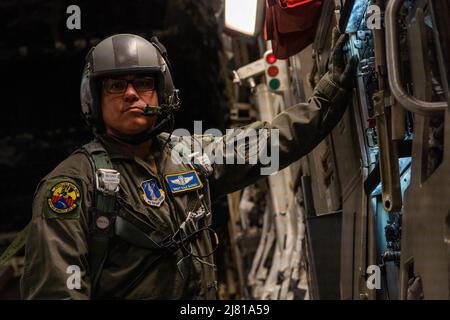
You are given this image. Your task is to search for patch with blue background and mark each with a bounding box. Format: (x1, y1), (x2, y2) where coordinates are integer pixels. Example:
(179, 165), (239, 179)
(141, 179), (165, 207)
(165, 170), (203, 194)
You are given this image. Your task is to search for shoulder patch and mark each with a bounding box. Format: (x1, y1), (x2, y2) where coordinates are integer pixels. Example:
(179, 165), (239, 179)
(140, 179), (165, 207)
(44, 179), (82, 219)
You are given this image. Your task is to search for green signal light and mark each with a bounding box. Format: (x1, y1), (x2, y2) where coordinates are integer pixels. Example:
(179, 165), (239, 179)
(269, 78), (280, 90)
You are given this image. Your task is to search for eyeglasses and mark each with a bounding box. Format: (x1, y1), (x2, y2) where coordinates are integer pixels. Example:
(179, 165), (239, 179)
(102, 77), (156, 94)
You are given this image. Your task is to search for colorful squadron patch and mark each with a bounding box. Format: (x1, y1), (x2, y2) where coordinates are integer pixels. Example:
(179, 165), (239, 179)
(47, 181), (81, 215)
(141, 179), (165, 207)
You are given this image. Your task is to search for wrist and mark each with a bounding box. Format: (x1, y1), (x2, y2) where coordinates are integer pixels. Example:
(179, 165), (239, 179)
(314, 72), (350, 108)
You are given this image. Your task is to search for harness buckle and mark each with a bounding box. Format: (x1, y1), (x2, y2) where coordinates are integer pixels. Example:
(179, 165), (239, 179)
(95, 168), (120, 195)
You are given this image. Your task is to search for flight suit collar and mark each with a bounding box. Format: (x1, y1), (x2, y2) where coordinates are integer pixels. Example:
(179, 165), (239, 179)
(96, 134), (168, 165)
(96, 134), (142, 159)
(96, 134), (141, 160)
(95, 133), (191, 178)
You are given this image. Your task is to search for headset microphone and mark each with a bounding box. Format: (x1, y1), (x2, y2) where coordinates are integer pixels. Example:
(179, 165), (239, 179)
(142, 105), (161, 116)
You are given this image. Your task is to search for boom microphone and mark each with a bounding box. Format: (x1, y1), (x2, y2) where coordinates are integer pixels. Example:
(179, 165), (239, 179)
(142, 104), (161, 116)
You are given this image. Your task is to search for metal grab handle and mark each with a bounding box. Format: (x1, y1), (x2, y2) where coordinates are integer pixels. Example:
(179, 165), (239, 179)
(385, 0), (448, 114)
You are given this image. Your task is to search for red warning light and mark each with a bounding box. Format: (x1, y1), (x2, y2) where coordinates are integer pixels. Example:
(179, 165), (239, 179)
(266, 53), (277, 64)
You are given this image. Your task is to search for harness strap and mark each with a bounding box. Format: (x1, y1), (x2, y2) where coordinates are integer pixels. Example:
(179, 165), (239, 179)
(114, 216), (161, 250)
(77, 140), (119, 299)
(0, 224), (30, 267)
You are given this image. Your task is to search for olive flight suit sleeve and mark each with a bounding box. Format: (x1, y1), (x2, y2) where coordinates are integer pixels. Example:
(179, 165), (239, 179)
(209, 75), (349, 196)
(20, 153), (93, 299)
(208, 32), (358, 196)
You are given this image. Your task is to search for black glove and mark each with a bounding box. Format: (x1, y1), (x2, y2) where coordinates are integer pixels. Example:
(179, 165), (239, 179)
(327, 27), (358, 90)
(312, 28), (358, 100)
(310, 28), (358, 129)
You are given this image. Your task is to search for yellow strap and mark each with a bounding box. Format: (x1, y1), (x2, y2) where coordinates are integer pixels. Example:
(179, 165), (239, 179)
(0, 224), (30, 267)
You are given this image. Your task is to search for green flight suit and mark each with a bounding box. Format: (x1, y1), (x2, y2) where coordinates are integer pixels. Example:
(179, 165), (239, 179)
(20, 77), (350, 299)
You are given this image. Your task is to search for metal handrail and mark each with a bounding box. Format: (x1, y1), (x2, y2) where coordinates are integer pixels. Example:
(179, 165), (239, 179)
(385, 0), (448, 114)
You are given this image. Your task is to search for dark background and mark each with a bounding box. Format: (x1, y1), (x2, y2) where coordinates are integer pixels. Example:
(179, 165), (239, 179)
(0, 0), (232, 232)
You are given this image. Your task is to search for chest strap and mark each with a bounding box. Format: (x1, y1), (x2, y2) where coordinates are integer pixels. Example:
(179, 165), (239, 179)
(77, 140), (120, 299)
(114, 206), (211, 255)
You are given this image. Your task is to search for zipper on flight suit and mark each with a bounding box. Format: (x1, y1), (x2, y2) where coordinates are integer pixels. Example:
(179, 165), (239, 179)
(158, 172), (183, 232)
